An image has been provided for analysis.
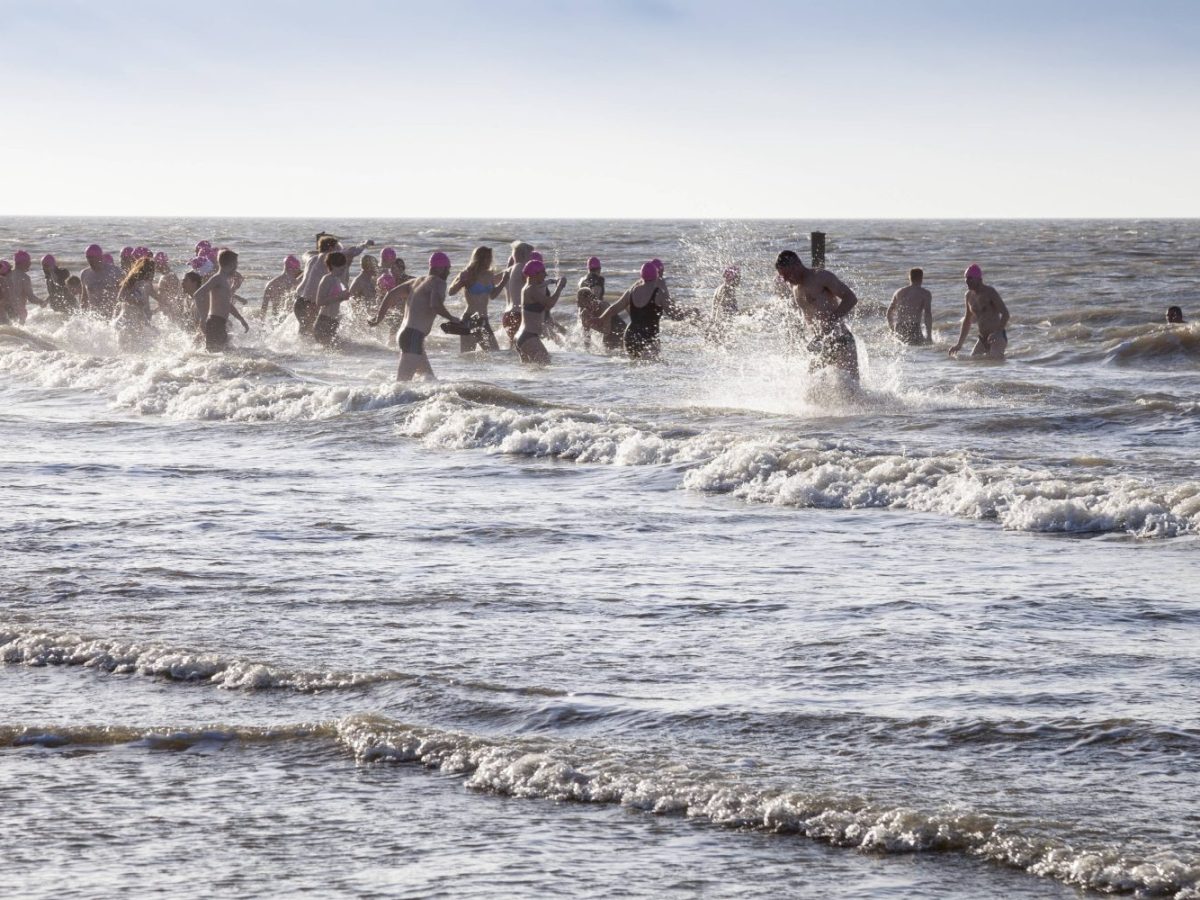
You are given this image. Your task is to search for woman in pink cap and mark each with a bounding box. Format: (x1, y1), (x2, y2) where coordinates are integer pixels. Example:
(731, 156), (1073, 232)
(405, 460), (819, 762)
(514, 258), (565, 365)
(260, 255), (303, 320)
(600, 261), (671, 360)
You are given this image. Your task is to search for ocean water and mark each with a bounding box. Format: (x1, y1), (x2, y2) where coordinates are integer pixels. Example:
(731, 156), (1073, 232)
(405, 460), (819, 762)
(2, 217), (1198, 899)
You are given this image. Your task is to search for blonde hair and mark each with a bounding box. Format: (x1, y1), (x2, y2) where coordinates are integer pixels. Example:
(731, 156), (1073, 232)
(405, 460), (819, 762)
(462, 246), (493, 284)
(118, 257), (155, 294)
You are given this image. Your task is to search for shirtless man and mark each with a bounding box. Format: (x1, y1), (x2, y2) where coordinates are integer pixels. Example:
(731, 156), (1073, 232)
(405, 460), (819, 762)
(949, 264), (1009, 360)
(295, 235), (373, 334)
(502, 241), (534, 346)
(8, 251), (42, 322)
(887, 267), (933, 345)
(391, 252), (460, 381)
(514, 259), (566, 365)
(41, 255), (74, 313)
(774, 249), (860, 381)
(80, 244), (120, 315)
(0, 261), (15, 323)
(261, 255), (302, 319)
(348, 254), (379, 307)
(192, 249), (249, 352)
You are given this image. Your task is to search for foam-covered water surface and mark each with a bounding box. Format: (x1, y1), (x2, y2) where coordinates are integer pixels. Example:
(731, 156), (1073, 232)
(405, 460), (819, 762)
(2, 218), (1199, 898)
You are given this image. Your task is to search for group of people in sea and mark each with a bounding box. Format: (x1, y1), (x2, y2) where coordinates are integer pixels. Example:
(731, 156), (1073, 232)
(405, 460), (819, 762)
(5, 231), (1181, 384)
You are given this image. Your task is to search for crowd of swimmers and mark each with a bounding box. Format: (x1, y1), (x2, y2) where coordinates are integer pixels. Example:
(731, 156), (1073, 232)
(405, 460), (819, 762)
(0, 234), (1189, 383)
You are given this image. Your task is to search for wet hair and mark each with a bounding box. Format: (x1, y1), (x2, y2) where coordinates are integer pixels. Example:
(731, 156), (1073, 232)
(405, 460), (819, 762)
(326, 251), (347, 270)
(118, 257), (155, 293)
(217, 249), (238, 269)
(54, 266), (70, 281)
(775, 250), (802, 269)
(576, 287), (596, 303)
(318, 236), (339, 253)
(66, 275), (82, 291)
(360, 254), (378, 271)
(182, 271), (202, 291)
(909, 268), (924, 284)
(462, 246), (493, 284)
(1166, 306), (1185, 324)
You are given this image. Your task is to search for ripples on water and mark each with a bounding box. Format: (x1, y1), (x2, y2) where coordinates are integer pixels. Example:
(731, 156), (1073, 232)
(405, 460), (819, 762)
(2, 218), (1198, 898)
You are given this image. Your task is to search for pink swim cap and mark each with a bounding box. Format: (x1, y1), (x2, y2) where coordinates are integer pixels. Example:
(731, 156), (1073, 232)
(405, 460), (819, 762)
(103, 253), (114, 265)
(529, 251), (544, 263)
(380, 247), (397, 264)
(0, 261), (11, 276)
(42, 254), (57, 269)
(652, 258), (664, 275)
(965, 263), (983, 280)
(284, 254), (301, 272)
(190, 256), (207, 270)
(154, 252), (169, 265)
(640, 261), (659, 281)
(195, 240), (212, 254)
(587, 256), (601, 271)
(85, 243), (103, 259)
(429, 251), (451, 269)
(205, 248), (219, 262)
(522, 259), (546, 277)
(14, 250), (31, 267)
(377, 273), (397, 291)
(121, 246), (134, 260)
(724, 265), (741, 282)
(134, 246), (151, 259)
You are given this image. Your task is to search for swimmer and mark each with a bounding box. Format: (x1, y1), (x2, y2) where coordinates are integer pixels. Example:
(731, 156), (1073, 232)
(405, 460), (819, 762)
(514, 259), (566, 365)
(713, 266), (740, 317)
(112, 257), (159, 350)
(261, 255), (302, 319)
(0, 260), (15, 324)
(600, 261), (670, 360)
(65, 275), (83, 308)
(295, 234), (373, 335)
(948, 264), (1009, 360)
(448, 246), (509, 352)
(578, 256), (624, 348)
(367, 271), (413, 345)
(887, 267), (933, 345)
(9, 251), (43, 321)
(191, 249), (249, 352)
(153, 253), (184, 324)
(41, 255), (74, 312)
(392, 252), (461, 382)
(312, 251), (352, 347)
(80, 244), (120, 315)
(1166, 306), (1185, 324)
(774, 249), (860, 381)
(119, 246), (135, 275)
(348, 254), (379, 313)
(502, 241), (535, 346)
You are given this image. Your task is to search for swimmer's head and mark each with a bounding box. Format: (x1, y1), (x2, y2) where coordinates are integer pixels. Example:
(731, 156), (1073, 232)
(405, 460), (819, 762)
(14, 250), (31, 271)
(529, 251), (544, 264)
(467, 246), (493, 272)
(640, 261), (658, 282)
(909, 267), (924, 285)
(317, 236), (339, 253)
(380, 246), (397, 264)
(181, 271), (202, 293)
(284, 254), (302, 273)
(774, 250), (805, 285)
(120, 247), (134, 263)
(103, 253), (115, 266)
(41, 254), (57, 271)
(0, 260), (11, 276)
(511, 241), (534, 264)
(326, 251), (347, 271)
(652, 259), (664, 276)
(587, 256), (601, 272)
(133, 246), (151, 260)
(429, 251), (451, 276)
(964, 263), (983, 287)
(576, 287), (595, 305)
(195, 240), (212, 255)
(361, 254), (378, 274)
(66, 275), (82, 293)
(378, 273), (397, 292)
(393, 258), (406, 274)
(522, 258), (546, 280)
(723, 265), (741, 285)
(1166, 306), (1185, 324)
(85, 243), (104, 262)
(217, 249), (238, 272)
(154, 252), (170, 272)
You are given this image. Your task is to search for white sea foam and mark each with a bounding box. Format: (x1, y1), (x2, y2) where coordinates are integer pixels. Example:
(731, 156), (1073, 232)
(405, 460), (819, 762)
(337, 715), (1200, 899)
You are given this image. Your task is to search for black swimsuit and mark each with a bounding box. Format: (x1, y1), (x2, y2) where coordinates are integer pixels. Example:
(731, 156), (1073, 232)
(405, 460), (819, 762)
(624, 290), (662, 358)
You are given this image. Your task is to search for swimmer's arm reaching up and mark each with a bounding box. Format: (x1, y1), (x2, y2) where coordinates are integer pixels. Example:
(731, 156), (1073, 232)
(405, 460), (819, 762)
(948, 295), (974, 356)
(547, 277), (567, 309)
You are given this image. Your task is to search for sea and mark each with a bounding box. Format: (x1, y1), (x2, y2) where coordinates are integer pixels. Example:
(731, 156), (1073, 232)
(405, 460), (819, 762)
(2, 217), (1198, 899)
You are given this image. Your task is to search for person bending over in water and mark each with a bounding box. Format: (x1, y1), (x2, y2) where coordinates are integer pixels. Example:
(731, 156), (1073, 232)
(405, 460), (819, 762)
(600, 261), (670, 360)
(514, 259), (565, 365)
(392, 252), (461, 382)
(949, 264), (1009, 360)
(774, 250), (860, 381)
(448, 246), (509, 352)
(261, 255), (302, 320)
(192, 249), (249, 352)
(1166, 306), (1185, 324)
(887, 267), (933, 345)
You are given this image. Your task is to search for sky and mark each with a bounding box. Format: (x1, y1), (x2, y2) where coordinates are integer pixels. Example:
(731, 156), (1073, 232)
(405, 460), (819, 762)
(3, 0), (1198, 218)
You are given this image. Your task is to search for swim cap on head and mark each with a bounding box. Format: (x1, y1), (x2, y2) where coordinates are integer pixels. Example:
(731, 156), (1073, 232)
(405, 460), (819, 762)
(121, 247), (134, 260)
(587, 256), (601, 271)
(965, 263), (983, 280)
(14, 250), (31, 267)
(724, 265), (741, 282)
(154, 252), (169, 265)
(205, 248), (219, 262)
(380, 247), (397, 264)
(134, 246), (152, 260)
(429, 251), (451, 269)
(529, 251), (544, 263)
(191, 257), (215, 276)
(85, 243), (103, 259)
(42, 254), (57, 269)
(103, 253), (114, 265)
(652, 258), (664, 275)
(522, 259), (546, 277)
(284, 254), (301, 272)
(377, 273), (397, 291)
(640, 261), (658, 281)
(0, 261), (11, 276)
(195, 240), (212, 254)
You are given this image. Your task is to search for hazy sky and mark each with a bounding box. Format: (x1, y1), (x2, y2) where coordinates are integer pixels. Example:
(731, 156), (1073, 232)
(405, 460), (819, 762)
(5, 0), (1198, 217)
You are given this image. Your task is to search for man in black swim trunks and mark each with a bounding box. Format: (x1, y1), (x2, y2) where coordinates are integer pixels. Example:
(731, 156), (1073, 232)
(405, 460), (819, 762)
(774, 250), (860, 382)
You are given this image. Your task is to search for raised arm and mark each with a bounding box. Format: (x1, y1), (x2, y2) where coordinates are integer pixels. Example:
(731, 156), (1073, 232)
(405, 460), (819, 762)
(547, 277), (567, 308)
(490, 269), (511, 300)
